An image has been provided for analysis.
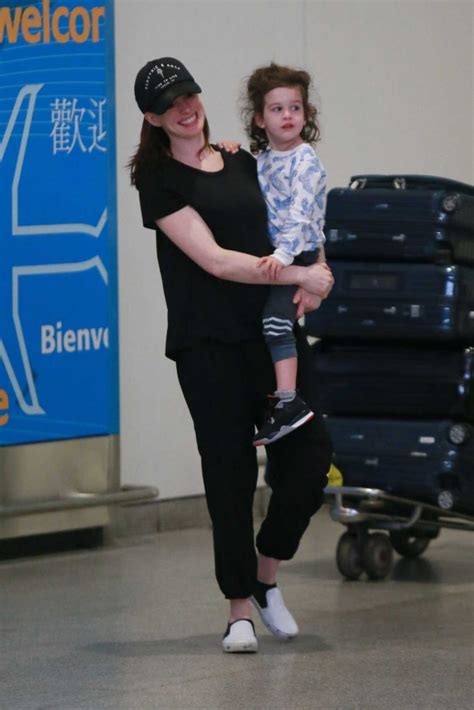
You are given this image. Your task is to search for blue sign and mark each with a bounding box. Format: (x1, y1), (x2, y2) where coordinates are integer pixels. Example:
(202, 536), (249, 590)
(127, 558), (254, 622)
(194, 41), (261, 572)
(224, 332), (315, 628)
(0, 0), (119, 444)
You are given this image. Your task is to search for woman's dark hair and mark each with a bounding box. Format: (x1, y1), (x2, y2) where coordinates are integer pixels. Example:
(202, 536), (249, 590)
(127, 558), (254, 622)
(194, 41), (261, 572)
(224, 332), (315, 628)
(242, 62), (320, 154)
(128, 114), (211, 188)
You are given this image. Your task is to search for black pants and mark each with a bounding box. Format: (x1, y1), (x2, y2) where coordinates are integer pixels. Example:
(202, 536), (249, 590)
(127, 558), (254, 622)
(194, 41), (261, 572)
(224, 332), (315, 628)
(175, 328), (332, 599)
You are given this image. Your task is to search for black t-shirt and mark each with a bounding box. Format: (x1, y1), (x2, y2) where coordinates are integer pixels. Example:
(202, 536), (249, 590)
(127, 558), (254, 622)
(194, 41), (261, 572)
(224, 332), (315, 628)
(138, 149), (271, 359)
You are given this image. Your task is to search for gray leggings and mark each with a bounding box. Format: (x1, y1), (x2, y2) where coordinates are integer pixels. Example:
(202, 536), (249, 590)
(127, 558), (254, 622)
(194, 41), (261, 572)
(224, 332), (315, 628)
(263, 250), (319, 363)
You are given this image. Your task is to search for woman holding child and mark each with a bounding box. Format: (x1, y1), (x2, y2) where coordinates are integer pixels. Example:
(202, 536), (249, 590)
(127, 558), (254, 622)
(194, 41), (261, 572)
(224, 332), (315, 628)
(130, 57), (333, 653)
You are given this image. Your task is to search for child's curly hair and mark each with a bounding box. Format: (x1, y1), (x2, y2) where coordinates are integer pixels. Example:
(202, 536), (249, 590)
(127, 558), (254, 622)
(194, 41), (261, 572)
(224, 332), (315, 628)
(242, 62), (320, 155)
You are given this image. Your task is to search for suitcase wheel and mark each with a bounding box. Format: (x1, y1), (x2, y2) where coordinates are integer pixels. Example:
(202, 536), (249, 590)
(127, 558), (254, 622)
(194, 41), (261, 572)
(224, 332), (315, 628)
(437, 489), (456, 510)
(442, 193), (460, 213)
(446, 422), (472, 445)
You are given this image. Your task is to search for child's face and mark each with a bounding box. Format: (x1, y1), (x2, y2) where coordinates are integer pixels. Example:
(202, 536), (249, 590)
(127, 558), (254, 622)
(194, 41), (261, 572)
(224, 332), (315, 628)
(256, 86), (305, 151)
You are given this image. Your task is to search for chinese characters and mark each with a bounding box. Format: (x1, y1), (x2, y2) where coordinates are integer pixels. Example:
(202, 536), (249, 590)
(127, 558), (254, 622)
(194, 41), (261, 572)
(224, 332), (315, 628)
(50, 97), (107, 154)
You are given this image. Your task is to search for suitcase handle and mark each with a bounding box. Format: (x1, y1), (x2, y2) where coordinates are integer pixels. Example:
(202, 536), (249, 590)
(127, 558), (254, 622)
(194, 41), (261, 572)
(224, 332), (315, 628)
(349, 174), (474, 196)
(350, 176), (406, 190)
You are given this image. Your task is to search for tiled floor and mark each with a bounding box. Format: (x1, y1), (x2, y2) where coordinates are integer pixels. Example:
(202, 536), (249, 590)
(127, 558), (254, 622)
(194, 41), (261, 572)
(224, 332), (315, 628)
(1, 506), (473, 709)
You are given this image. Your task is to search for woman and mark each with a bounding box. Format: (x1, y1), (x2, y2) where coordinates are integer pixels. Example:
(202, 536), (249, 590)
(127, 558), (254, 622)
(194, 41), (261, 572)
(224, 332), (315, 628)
(130, 57), (334, 653)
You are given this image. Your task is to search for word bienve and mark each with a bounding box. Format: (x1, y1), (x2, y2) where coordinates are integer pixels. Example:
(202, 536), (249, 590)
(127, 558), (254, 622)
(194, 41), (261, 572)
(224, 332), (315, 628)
(41, 322), (109, 354)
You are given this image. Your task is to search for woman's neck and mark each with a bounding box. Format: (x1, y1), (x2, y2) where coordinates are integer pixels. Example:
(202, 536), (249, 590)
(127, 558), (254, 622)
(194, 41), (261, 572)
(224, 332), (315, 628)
(170, 135), (210, 168)
(170, 136), (224, 172)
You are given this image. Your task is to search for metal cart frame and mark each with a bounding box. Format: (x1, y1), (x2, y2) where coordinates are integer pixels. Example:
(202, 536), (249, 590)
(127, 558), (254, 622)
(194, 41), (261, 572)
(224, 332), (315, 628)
(325, 485), (474, 580)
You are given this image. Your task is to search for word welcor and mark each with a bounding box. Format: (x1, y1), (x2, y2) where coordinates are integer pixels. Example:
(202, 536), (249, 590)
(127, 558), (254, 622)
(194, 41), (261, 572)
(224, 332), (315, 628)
(0, 389), (9, 426)
(0, 0), (105, 44)
(41, 323), (109, 354)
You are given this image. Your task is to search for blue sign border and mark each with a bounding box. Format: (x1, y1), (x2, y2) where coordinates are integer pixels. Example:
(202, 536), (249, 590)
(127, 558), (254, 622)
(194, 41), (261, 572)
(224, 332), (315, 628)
(0, 0), (120, 444)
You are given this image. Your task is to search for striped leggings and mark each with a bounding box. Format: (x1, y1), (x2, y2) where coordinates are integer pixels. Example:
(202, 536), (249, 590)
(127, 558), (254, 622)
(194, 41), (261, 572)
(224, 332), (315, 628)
(263, 250), (319, 363)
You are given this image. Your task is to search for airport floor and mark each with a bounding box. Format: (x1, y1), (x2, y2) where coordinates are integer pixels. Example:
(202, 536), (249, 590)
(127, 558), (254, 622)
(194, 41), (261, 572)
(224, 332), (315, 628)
(1, 505), (473, 710)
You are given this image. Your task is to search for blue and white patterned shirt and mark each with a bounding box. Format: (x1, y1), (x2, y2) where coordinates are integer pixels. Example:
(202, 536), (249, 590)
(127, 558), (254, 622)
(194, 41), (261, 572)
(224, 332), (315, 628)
(257, 143), (326, 266)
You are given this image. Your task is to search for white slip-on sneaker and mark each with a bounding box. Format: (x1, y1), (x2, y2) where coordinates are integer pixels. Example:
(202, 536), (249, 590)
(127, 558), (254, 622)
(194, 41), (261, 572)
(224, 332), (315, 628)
(251, 587), (299, 640)
(222, 619), (258, 653)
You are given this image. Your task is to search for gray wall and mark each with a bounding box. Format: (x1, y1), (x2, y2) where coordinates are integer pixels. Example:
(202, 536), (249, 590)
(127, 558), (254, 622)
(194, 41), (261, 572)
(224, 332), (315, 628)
(115, 0), (473, 499)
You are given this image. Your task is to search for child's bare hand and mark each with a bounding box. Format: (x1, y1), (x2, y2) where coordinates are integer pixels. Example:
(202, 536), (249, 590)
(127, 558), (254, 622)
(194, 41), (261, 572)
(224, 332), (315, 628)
(257, 255), (284, 280)
(216, 140), (240, 153)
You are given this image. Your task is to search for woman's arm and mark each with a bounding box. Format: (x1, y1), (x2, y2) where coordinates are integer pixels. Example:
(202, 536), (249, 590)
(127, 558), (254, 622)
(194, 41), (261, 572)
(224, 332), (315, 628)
(293, 289), (322, 319)
(292, 246), (328, 317)
(157, 205), (334, 297)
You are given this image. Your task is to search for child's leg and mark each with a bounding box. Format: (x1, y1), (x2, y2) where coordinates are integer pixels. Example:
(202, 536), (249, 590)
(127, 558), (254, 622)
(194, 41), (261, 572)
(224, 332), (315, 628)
(254, 286), (314, 446)
(274, 356), (298, 394)
(262, 284), (298, 370)
(270, 249), (320, 402)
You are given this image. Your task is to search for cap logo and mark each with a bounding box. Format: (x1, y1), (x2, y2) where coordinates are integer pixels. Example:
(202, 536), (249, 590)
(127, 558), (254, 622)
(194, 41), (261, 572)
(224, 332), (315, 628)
(144, 62), (184, 94)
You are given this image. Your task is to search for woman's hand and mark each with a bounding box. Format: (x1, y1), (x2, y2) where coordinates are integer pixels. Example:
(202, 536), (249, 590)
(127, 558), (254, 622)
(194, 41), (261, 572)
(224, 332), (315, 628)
(293, 288), (322, 319)
(216, 140), (240, 154)
(257, 255), (284, 280)
(301, 262), (334, 298)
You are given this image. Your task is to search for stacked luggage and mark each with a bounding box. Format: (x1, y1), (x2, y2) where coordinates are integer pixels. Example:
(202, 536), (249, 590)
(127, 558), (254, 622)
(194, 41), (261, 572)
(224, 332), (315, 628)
(306, 175), (474, 513)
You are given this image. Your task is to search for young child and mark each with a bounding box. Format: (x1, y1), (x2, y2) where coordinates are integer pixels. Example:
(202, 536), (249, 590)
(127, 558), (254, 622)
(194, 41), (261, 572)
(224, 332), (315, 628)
(244, 62), (328, 446)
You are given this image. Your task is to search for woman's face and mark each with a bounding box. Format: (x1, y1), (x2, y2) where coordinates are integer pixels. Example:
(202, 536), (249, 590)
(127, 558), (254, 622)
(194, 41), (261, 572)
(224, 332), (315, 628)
(149, 93), (205, 140)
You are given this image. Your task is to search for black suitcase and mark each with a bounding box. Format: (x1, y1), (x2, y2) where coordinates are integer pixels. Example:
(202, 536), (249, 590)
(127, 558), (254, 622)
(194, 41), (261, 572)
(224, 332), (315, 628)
(324, 222), (474, 264)
(305, 261), (474, 342)
(324, 174), (474, 263)
(326, 416), (474, 513)
(313, 342), (474, 421)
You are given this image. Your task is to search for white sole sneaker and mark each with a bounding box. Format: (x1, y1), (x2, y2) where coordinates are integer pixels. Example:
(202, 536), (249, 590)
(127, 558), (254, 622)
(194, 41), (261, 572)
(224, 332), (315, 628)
(222, 619), (258, 653)
(251, 588), (299, 640)
(253, 412), (314, 446)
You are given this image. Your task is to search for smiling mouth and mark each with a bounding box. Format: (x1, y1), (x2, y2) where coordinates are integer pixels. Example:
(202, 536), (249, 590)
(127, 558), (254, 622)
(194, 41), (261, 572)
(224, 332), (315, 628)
(179, 113), (198, 126)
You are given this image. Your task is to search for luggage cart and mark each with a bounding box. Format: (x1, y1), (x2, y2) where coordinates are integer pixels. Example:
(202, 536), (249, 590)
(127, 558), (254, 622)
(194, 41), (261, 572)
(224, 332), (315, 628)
(325, 486), (474, 581)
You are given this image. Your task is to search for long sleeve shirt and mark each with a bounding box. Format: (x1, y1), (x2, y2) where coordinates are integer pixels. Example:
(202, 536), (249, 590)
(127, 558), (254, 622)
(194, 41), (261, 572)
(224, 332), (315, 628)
(257, 143), (326, 266)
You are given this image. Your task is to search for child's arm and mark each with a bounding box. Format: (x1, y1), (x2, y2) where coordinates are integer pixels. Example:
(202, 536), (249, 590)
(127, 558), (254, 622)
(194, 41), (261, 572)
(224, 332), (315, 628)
(257, 243), (328, 280)
(271, 149), (326, 266)
(257, 255), (285, 280)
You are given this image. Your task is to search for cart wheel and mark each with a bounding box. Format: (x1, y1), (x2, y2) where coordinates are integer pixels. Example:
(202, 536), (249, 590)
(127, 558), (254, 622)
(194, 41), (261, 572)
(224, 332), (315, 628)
(362, 533), (393, 580)
(390, 531), (430, 558)
(336, 532), (363, 580)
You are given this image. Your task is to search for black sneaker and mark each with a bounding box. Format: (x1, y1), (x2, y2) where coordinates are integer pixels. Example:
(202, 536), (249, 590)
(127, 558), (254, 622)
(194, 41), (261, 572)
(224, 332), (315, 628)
(253, 394), (314, 446)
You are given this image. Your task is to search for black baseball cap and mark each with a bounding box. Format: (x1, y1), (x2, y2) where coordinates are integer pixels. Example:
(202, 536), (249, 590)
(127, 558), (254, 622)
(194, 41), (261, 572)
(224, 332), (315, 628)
(134, 57), (202, 115)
